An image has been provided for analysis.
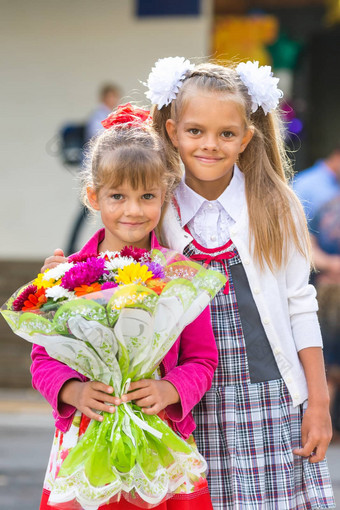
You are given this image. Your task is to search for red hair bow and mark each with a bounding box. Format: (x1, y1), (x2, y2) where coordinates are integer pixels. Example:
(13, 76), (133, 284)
(101, 103), (151, 129)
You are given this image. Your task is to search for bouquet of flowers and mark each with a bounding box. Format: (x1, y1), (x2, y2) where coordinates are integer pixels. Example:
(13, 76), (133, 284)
(1, 246), (225, 509)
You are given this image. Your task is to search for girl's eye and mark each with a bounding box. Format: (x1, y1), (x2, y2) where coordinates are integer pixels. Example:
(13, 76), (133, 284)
(188, 128), (200, 135)
(143, 193), (154, 200)
(221, 131), (234, 138)
(111, 194), (123, 200)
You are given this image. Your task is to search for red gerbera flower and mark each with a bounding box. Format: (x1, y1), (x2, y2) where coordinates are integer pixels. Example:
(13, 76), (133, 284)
(22, 287), (47, 311)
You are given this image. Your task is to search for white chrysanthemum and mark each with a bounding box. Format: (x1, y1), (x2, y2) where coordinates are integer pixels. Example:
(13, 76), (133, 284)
(42, 262), (75, 282)
(144, 57), (194, 110)
(45, 286), (75, 301)
(104, 256), (134, 271)
(236, 61), (283, 115)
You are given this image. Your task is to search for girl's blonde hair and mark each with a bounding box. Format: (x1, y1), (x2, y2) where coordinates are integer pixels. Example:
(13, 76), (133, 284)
(81, 122), (176, 237)
(152, 62), (311, 270)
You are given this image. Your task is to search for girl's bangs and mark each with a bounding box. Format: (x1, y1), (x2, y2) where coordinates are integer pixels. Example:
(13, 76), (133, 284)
(98, 149), (165, 191)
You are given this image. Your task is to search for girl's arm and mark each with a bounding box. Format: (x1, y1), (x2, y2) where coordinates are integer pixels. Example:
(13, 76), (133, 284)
(293, 347), (332, 463)
(31, 345), (118, 423)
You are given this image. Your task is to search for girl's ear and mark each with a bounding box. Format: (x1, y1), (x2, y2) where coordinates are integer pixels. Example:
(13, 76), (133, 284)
(239, 126), (254, 154)
(165, 119), (179, 148)
(87, 187), (100, 211)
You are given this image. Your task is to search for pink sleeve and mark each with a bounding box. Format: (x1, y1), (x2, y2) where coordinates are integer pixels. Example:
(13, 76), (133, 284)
(31, 344), (87, 421)
(163, 305), (217, 422)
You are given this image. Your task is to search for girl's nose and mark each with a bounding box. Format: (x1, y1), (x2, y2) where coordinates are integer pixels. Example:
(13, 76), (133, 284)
(201, 135), (218, 151)
(125, 199), (143, 216)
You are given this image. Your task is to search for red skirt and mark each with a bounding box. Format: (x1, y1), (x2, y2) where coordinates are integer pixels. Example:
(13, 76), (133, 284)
(40, 487), (213, 510)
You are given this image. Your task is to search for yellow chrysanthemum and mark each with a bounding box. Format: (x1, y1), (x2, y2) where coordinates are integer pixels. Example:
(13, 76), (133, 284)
(116, 263), (153, 285)
(33, 272), (57, 289)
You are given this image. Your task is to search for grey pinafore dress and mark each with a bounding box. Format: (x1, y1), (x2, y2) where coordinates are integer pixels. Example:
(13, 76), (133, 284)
(183, 233), (335, 510)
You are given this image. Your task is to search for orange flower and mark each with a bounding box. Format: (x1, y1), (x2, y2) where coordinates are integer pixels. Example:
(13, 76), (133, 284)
(74, 282), (102, 297)
(145, 278), (166, 295)
(22, 287), (47, 311)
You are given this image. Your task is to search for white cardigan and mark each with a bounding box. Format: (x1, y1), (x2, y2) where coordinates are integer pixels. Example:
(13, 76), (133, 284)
(161, 189), (323, 407)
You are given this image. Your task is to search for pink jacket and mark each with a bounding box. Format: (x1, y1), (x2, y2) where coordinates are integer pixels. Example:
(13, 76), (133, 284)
(31, 229), (217, 439)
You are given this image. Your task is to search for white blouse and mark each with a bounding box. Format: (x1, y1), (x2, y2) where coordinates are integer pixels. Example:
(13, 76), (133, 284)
(174, 166), (245, 248)
(162, 165), (323, 407)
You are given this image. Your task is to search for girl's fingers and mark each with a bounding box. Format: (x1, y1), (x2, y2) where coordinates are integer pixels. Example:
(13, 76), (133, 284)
(90, 382), (113, 393)
(293, 438), (317, 458)
(127, 380), (150, 392)
(83, 409), (104, 422)
(134, 396), (154, 408)
(121, 388), (151, 402)
(88, 401), (116, 415)
(141, 404), (160, 415)
(41, 256), (68, 272)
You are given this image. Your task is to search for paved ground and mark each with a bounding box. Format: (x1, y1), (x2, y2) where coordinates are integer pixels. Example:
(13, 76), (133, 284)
(0, 389), (339, 509)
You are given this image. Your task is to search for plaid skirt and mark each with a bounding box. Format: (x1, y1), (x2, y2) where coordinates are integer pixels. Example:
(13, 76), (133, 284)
(184, 241), (335, 510)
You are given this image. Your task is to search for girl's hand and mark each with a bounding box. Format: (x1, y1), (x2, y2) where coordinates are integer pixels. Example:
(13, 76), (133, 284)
(59, 380), (120, 422)
(120, 379), (180, 415)
(293, 403), (332, 463)
(41, 249), (68, 272)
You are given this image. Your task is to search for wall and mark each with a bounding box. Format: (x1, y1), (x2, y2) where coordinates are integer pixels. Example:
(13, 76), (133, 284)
(0, 0), (212, 259)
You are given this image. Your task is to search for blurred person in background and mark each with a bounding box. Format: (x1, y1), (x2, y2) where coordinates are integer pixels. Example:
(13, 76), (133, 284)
(85, 83), (122, 140)
(294, 144), (340, 439)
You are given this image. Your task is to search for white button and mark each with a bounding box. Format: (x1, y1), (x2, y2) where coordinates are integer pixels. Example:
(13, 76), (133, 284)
(293, 393), (300, 400)
(207, 203), (213, 209)
(253, 287), (260, 294)
(273, 347), (281, 355)
(210, 235), (217, 242)
(263, 318), (270, 325)
(244, 259), (250, 265)
(286, 377), (292, 383)
(231, 228), (237, 235)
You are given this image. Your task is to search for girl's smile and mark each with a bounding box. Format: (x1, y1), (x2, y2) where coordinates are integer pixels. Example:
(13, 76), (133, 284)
(166, 92), (253, 200)
(87, 182), (164, 252)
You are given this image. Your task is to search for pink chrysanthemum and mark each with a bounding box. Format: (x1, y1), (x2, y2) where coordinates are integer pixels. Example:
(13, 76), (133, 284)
(12, 285), (38, 311)
(61, 257), (108, 291)
(101, 281), (118, 290)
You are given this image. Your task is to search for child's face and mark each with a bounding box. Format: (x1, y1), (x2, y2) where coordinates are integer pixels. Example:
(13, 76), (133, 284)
(166, 91), (253, 199)
(87, 181), (164, 251)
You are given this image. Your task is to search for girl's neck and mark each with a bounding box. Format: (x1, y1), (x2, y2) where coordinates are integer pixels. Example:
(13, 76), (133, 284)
(184, 170), (234, 201)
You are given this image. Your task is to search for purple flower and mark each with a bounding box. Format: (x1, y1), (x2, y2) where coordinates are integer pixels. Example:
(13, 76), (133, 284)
(101, 281), (118, 290)
(61, 257), (108, 291)
(146, 261), (165, 279)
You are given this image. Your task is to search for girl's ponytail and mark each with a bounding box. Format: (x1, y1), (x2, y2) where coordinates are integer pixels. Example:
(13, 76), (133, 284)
(239, 108), (311, 270)
(152, 105), (183, 187)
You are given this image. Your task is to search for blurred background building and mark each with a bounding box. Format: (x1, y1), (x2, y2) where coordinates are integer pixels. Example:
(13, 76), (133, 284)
(1, 0), (339, 386)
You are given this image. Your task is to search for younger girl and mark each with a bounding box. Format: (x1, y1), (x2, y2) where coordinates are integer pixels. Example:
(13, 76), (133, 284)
(143, 58), (334, 509)
(32, 105), (217, 510)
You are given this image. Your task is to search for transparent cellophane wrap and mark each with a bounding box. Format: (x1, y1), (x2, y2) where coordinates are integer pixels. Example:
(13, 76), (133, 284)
(1, 249), (225, 509)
